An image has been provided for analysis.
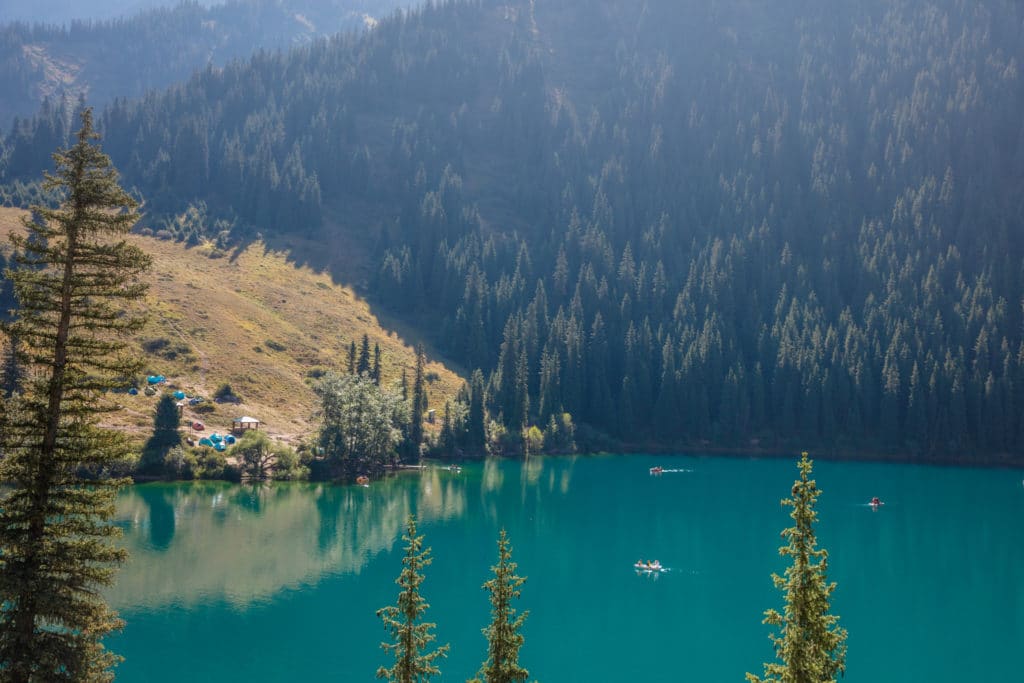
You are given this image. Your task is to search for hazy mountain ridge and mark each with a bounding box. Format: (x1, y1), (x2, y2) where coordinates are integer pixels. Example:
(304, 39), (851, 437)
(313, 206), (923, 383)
(0, 0), (411, 128)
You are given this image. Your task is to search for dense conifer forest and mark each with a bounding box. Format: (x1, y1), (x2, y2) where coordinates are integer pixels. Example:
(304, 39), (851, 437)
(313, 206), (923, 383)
(2, 0), (1022, 460)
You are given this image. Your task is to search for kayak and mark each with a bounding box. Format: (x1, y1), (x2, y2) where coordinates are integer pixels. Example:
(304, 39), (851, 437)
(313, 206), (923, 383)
(634, 562), (665, 572)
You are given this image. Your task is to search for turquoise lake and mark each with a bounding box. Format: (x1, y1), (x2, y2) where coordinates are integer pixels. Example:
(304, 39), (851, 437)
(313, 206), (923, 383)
(106, 455), (1024, 681)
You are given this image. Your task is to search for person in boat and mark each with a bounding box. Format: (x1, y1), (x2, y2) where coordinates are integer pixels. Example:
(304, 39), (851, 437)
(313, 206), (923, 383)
(870, 496), (882, 506)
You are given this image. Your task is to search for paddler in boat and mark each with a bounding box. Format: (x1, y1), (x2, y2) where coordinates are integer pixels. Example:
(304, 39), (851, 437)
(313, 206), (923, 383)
(870, 496), (882, 508)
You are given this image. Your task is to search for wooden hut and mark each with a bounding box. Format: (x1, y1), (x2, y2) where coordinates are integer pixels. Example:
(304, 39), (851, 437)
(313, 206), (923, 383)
(232, 416), (261, 435)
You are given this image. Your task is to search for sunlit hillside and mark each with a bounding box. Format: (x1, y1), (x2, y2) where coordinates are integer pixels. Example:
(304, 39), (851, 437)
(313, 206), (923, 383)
(0, 206), (464, 446)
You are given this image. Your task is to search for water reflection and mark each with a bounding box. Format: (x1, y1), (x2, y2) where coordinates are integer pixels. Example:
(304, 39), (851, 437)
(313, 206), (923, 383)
(141, 486), (176, 551)
(108, 460), (577, 611)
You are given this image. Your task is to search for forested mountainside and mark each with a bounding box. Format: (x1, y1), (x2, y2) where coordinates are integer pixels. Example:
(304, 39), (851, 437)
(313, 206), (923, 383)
(2, 0), (1023, 460)
(0, 0), (410, 127)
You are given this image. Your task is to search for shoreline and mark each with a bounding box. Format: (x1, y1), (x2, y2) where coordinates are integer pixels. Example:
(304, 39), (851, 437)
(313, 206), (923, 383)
(128, 446), (1024, 485)
(637, 445), (1024, 471)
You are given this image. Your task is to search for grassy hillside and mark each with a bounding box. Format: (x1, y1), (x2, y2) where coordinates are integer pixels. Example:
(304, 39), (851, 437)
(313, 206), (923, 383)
(0, 206), (464, 447)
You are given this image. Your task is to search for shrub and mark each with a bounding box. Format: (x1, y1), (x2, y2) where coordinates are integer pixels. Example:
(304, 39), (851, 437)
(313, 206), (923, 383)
(195, 449), (227, 479)
(195, 449), (240, 481)
(142, 337), (192, 360)
(306, 367), (328, 379)
(142, 338), (170, 353)
(214, 383), (239, 402)
(164, 446), (197, 480)
(524, 425), (545, 454)
(265, 339), (287, 352)
(544, 413), (578, 453)
(273, 445), (308, 481)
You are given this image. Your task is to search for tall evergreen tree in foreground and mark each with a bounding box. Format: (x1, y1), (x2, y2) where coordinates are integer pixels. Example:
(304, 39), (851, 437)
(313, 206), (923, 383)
(376, 515), (449, 682)
(747, 453), (847, 683)
(0, 108), (151, 681)
(470, 529), (529, 683)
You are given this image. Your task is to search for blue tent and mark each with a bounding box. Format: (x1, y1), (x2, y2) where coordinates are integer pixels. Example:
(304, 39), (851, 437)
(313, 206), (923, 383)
(127, 387), (139, 395)
(198, 437), (214, 447)
(146, 374), (165, 385)
(224, 434), (236, 445)
(173, 390), (186, 400)
(214, 442), (227, 452)
(210, 433), (223, 443)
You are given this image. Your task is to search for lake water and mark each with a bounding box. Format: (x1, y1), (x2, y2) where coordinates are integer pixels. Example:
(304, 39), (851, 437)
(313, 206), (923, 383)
(106, 455), (1024, 681)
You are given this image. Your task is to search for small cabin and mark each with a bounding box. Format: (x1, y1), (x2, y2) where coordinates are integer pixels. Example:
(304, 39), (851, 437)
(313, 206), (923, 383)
(232, 416), (261, 434)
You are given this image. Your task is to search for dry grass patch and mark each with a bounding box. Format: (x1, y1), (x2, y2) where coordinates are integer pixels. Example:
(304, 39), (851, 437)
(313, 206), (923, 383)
(1, 208), (466, 446)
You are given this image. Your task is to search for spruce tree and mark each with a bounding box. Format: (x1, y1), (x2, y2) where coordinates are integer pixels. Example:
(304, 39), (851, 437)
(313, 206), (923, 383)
(470, 529), (529, 683)
(376, 515), (449, 682)
(467, 369), (487, 453)
(747, 453), (847, 683)
(373, 342), (383, 385)
(0, 108), (151, 682)
(348, 340), (357, 374)
(358, 333), (372, 375)
(409, 343), (426, 458)
(139, 394), (182, 474)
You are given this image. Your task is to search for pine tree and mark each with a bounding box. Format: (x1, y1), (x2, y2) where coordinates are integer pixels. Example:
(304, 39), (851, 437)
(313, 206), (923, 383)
(373, 342), (383, 385)
(440, 401), (454, 453)
(409, 343), (426, 458)
(0, 108), (151, 681)
(376, 515), (449, 682)
(348, 340), (357, 374)
(358, 333), (372, 375)
(747, 452), (847, 683)
(467, 369), (487, 453)
(139, 394), (182, 474)
(470, 529), (529, 683)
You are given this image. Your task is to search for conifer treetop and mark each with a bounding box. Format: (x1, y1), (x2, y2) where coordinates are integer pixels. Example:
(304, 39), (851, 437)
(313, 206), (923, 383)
(376, 515), (449, 683)
(747, 452), (847, 683)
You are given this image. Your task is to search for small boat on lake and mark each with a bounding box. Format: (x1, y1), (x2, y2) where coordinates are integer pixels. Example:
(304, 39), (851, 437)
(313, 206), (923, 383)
(649, 466), (663, 475)
(634, 560), (665, 573)
(355, 475), (370, 487)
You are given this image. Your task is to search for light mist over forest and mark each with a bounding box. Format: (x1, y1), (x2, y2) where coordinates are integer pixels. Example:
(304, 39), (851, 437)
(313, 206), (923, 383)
(2, 0), (1022, 462)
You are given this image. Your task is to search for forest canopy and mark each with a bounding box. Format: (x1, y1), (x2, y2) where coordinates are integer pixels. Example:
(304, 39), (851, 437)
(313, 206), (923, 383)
(2, 0), (1022, 460)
